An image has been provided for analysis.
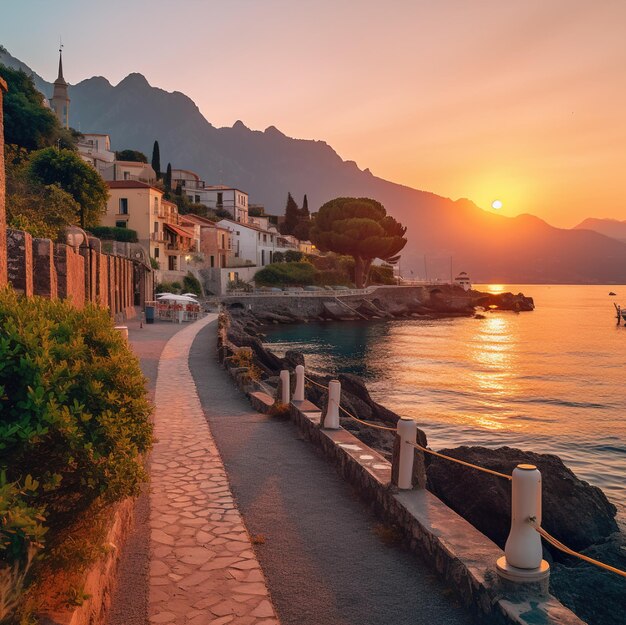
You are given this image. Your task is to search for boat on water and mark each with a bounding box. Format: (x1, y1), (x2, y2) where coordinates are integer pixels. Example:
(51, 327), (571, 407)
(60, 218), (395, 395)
(614, 303), (626, 323)
(453, 271), (472, 291)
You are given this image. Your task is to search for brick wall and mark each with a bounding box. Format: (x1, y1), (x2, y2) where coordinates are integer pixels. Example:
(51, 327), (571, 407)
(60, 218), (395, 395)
(5, 228), (153, 318)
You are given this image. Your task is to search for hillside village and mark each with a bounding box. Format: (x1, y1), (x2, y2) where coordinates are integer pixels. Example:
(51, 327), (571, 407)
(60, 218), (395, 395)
(59, 66), (317, 295)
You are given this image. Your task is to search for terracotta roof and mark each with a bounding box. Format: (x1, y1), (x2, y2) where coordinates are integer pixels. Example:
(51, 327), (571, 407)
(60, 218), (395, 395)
(165, 223), (195, 238)
(107, 181), (162, 192)
(182, 214), (218, 227)
(162, 199), (177, 208)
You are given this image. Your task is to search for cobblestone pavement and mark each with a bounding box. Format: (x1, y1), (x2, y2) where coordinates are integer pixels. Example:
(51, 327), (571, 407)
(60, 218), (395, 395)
(149, 314), (279, 625)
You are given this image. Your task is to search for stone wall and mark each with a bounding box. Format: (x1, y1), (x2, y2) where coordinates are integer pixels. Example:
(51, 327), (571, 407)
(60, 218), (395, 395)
(5, 227), (153, 318)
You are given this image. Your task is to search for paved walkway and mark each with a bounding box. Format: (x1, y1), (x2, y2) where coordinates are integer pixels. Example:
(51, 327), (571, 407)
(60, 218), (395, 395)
(189, 321), (476, 625)
(148, 315), (279, 625)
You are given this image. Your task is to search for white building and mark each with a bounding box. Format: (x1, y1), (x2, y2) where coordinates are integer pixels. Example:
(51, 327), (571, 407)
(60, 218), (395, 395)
(171, 169), (249, 223)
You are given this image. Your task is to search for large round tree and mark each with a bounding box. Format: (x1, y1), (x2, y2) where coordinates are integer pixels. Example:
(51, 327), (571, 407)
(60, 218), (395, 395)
(310, 197), (407, 288)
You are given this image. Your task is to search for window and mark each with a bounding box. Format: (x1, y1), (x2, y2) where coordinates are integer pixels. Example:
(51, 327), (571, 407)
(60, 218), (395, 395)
(115, 220), (127, 228)
(123, 171), (130, 180)
(263, 234), (267, 243)
(154, 197), (159, 214)
(261, 250), (265, 265)
(154, 248), (160, 258)
(221, 254), (226, 267)
(210, 255), (215, 268)
(217, 192), (223, 207)
(195, 195), (200, 203)
(154, 221), (159, 233)
(119, 198), (128, 214)
(221, 234), (225, 248)
(168, 256), (177, 271)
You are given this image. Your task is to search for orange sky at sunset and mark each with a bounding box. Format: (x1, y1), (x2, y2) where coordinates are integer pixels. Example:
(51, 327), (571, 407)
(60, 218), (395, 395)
(3, 0), (625, 228)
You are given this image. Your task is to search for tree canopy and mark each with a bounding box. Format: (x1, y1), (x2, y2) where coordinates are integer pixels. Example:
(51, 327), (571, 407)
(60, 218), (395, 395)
(0, 64), (69, 150)
(279, 192), (300, 235)
(28, 148), (109, 228)
(309, 197), (407, 288)
(115, 149), (147, 163)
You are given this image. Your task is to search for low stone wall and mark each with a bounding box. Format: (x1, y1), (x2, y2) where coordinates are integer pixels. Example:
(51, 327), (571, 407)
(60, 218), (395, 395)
(5, 227), (153, 318)
(40, 499), (134, 625)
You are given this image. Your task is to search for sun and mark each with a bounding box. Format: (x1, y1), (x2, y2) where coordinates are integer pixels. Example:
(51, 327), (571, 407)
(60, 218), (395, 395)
(491, 200), (503, 210)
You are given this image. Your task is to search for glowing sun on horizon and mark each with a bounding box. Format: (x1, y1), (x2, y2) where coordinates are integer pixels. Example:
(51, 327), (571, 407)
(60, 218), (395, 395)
(491, 199), (503, 210)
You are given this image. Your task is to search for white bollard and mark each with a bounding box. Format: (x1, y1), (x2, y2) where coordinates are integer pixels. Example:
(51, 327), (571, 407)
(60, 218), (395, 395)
(279, 369), (290, 405)
(114, 325), (129, 342)
(294, 365), (305, 402)
(323, 379), (341, 429)
(396, 418), (417, 489)
(497, 464), (549, 584)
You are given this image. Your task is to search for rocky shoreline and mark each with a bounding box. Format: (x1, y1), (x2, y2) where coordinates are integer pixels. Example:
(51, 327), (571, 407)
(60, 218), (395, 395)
(221, 307), (625, 625)
(222, 284), (535, 324)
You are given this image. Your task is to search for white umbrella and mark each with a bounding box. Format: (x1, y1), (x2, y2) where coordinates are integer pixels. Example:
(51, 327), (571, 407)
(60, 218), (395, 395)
(182, 292), (199, 298)
(158, 294), (197, 303)
(157, 292), (173, 298)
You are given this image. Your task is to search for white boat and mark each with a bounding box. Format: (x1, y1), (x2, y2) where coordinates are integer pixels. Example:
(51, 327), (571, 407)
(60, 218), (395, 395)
(453, 271), (472, 291)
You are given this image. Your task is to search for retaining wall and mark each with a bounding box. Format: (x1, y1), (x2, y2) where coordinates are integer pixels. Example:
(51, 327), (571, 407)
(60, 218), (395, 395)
(5, 227), (153, 318)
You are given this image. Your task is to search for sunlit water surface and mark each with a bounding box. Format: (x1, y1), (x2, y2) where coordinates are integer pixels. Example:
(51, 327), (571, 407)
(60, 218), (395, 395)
(262, 285), (626, 523)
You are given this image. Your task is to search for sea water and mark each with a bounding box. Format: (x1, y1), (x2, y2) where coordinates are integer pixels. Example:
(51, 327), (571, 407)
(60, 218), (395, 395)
(262, 285), (626, 522)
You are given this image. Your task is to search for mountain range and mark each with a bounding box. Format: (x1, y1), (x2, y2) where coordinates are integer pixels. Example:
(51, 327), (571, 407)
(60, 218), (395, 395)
(2, 46), (626, 283)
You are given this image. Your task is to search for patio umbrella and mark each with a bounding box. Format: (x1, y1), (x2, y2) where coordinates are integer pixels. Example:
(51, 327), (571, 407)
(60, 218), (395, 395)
(182, 293), (199, 298)
(157, 294), (197, 303)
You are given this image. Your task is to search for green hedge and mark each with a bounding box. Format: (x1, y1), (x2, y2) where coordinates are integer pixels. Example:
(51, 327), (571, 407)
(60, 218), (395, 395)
(254, 262), (315, 286)
(182, 272), (202, 296)
(0, 289), (152, 611)
(88, 226), (138, 243)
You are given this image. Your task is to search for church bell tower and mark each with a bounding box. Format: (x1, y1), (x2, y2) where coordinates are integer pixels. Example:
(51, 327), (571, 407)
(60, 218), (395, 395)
(51, 46), (70, 129)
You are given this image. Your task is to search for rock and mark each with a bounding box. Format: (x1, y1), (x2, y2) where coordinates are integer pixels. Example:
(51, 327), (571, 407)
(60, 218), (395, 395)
(426, 446), (618, 552)
(283, 350), (305, 369)
(226, 324), (283, 373)
(550, 533), (626, 625)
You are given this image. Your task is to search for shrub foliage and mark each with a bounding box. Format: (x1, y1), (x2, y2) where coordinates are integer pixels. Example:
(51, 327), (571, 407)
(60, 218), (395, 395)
(88, 226), (139, 243)
(254, 262), (315, 286)
(0, 290), (152, 612)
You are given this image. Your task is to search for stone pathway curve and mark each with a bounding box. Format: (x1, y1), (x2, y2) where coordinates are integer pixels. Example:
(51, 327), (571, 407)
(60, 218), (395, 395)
(149, 314), (279, 625)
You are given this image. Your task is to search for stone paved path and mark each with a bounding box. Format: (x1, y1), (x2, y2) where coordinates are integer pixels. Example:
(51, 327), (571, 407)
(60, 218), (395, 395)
(149, 315), (279, 625)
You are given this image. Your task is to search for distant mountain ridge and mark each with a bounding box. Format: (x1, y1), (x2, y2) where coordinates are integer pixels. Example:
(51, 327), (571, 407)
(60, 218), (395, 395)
(2, 46), (626, 283)
(574, 218), (626, 244)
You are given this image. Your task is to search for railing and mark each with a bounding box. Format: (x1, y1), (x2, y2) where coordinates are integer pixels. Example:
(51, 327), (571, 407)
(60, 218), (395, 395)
(275, 366), (626, 583)
(223, 286), (381, 298)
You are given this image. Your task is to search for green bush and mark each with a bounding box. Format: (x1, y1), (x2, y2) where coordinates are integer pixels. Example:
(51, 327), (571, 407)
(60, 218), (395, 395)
(370, 264), (395, 284)
(182, 272), (202, 296)
(0, 289), (152, 608)
(254, 262), (315, 286)
(155, 281), (179, 294)
(272, 251), (284, 263)
(284, 250), (303, 263)
(88, 226), (138, 243)
(313, 270), (353, 287)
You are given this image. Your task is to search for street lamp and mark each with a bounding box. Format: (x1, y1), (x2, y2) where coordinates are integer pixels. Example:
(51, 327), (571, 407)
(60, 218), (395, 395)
(65, 226), (88, 251)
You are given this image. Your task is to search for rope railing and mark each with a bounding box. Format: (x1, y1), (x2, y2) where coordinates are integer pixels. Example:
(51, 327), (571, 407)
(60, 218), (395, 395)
(405, 441), (512, 480)
(304, 375), (396, 431)
(293, 368), (626, 581)
(530, 522), (626, 578)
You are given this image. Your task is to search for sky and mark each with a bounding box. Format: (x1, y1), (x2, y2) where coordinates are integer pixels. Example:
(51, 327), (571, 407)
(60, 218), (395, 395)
(2, 0), (625, 228)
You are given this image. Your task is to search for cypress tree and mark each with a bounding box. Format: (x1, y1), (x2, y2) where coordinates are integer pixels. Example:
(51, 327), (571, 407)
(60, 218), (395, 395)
(165, 162), (172, 191)
(280, 192), (300, 235)
(301, 194), (309, 217)
(151, 140), (161, 179)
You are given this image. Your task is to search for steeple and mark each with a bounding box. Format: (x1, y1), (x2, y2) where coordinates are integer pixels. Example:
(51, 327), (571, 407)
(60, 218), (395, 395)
(51, 44), (70, 129)
(55, 47), (66, 85)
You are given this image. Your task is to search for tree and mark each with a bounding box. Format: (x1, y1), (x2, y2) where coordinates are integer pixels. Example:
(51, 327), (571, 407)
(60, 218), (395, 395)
(279, 192), (300, 235)
(28, 148), (109, 228)
(301, 194), (309, 218)
(272, 251), (284, 263)
(0, 64), (60, 150)
(309, 197), (407, 288)
(292, 218), (311, 242)
(165, 162), (172, 192)
(115, 149), (147, 163)
(151, 140), (161, 179)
